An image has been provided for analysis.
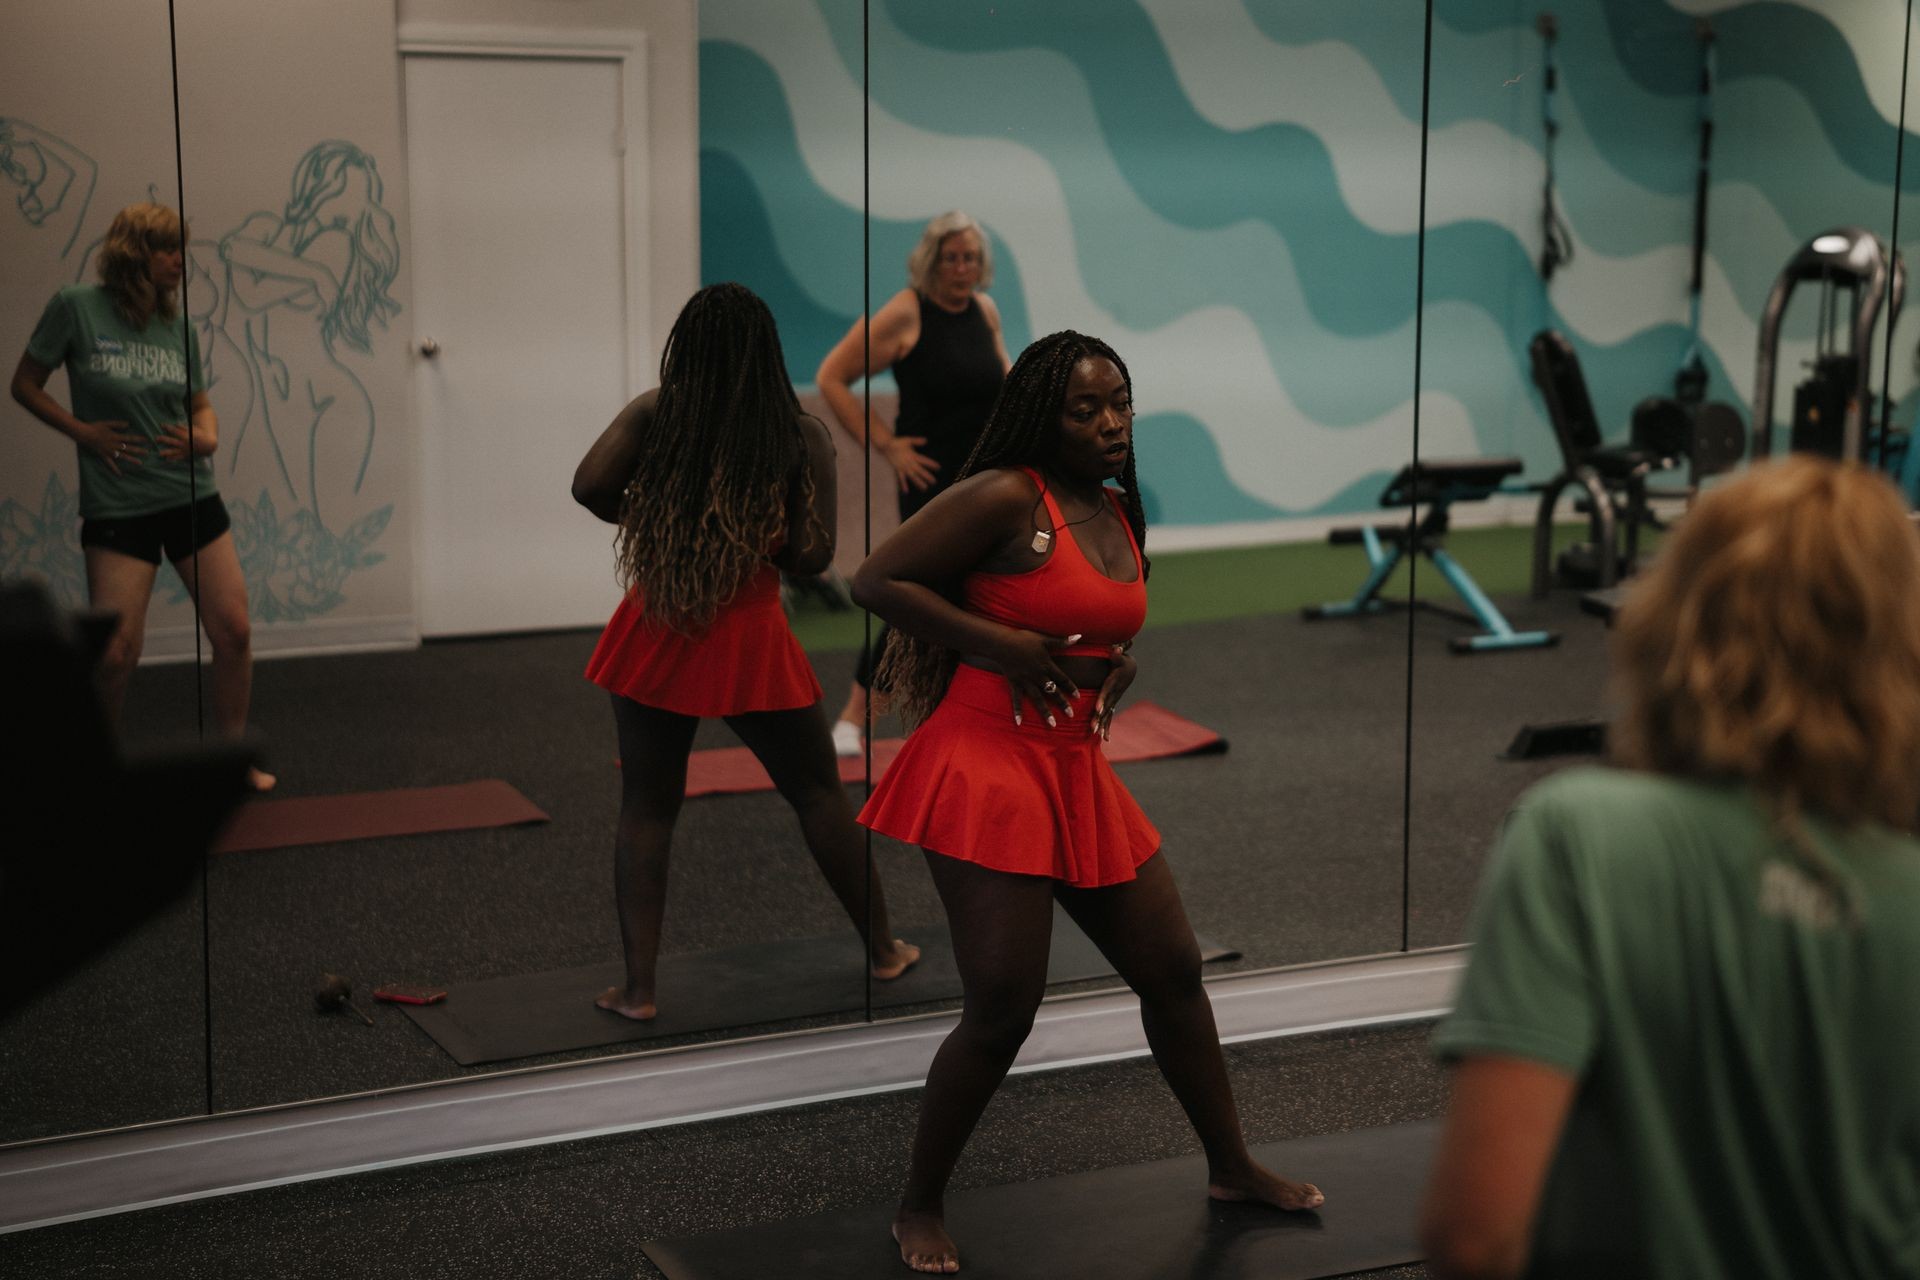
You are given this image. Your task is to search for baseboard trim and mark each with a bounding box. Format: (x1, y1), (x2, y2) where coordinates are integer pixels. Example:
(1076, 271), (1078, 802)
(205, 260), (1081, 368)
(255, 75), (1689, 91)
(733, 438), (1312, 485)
(139, 616), (420, 663)
(0, 948), (1463, 1233)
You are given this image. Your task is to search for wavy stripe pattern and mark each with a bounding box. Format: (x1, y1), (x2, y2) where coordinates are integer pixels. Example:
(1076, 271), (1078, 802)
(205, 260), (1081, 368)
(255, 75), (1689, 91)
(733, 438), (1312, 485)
(701, 0), (1918, 529)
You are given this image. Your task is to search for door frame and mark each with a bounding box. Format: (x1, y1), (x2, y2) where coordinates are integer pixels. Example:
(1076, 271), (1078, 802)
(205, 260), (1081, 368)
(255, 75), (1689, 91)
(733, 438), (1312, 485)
(396, 24), (652, 631)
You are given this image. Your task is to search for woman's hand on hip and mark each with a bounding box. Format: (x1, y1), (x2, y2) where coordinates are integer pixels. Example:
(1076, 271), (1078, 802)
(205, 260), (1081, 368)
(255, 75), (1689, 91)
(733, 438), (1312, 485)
(157, 421), (214, 462)
(883, 435), (940, 492)
(992, 629), (1082, 727)
(1093, 643), (1136, 741)
(77, 419), (145, 474)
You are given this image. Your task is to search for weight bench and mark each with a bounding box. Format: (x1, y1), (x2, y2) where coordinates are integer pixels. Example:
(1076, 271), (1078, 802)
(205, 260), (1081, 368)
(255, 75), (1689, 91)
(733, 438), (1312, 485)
(1304, 458), (1559, 654)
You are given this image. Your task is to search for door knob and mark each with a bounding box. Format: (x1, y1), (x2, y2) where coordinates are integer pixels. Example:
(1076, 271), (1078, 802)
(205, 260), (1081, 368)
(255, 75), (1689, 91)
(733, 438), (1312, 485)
(419, 337), (440, 357)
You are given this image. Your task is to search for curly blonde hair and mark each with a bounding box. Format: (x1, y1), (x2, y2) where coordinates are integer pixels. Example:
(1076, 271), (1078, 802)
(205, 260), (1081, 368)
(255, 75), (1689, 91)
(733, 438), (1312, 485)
(97, 202), (184, 330)
(1612, 456), (1920, 843)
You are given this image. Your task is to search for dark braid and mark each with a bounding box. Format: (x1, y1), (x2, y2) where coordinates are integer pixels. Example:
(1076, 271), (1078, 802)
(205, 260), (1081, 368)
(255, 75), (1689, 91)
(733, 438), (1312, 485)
(614, 283), (816, 632)
(875, 331), (1149, 727)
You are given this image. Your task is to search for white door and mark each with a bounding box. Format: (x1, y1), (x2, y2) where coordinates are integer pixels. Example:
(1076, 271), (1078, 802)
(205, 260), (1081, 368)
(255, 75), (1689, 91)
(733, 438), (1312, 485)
(405, 53), (635, 635)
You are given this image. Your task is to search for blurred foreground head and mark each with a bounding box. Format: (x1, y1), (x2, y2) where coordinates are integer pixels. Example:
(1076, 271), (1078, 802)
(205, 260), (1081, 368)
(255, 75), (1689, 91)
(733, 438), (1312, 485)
(1612, 456), (1920, 830)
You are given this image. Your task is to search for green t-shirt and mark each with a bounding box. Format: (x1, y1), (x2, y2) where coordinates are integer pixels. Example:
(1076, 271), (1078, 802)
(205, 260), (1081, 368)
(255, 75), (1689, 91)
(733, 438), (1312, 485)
(26, 283), (216, 519)
(1434, 767), (1920, 1280)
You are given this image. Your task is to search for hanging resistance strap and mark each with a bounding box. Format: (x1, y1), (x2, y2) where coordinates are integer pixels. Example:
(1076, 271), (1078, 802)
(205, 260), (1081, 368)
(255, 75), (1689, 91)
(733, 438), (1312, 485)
(1677, 18), (1716, 399)
(1537, 12), (1575, 283)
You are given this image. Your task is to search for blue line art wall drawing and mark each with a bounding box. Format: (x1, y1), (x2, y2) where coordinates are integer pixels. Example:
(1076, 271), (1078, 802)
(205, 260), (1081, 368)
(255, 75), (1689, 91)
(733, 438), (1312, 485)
(0, 118), (96, 259)
(162, 140), (403, 622)
(0, 473), (84, 606)
(217, 141), (401, 525)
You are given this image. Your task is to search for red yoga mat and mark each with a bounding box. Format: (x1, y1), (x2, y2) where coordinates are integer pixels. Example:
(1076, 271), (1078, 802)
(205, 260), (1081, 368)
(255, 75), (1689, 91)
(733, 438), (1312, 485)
(211, 779), (550, 854)
(682, 701), (1224, 798)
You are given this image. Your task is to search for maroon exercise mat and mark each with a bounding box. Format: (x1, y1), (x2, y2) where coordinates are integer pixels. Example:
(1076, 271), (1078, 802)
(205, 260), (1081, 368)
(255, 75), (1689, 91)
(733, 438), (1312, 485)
(211, 780), (549, 854)
(683, 700), (1225, 798)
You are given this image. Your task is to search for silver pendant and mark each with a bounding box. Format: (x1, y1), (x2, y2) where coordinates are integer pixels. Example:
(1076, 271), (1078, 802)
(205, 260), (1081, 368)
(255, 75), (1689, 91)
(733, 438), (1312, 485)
(1030, 529), (1053, 554)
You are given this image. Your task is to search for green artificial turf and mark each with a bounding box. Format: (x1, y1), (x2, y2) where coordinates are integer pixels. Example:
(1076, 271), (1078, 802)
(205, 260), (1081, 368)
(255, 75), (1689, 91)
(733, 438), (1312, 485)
(787, 522), (1646, 653)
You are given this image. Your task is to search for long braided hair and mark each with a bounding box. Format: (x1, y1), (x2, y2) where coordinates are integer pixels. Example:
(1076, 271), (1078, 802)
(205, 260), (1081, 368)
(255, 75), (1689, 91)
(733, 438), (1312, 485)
(875, 330), (1149, 728)
(615, 283), (812, 632)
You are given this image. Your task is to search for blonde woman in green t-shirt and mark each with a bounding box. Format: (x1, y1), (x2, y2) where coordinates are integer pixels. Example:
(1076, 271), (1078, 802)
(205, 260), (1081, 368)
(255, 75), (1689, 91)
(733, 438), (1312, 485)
(10, 202), (274, 790)
(1423, 457), (1920, 1279)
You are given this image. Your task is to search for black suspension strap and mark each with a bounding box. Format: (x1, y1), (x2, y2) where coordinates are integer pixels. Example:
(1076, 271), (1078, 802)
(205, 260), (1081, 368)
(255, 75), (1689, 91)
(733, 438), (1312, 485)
(1537, 12), (1575, 283)
(1677, 18), (1715, 401)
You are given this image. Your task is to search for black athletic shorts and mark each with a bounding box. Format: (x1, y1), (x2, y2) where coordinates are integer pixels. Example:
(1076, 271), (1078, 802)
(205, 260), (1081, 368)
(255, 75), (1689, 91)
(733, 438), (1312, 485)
(80, 494), (232, 566)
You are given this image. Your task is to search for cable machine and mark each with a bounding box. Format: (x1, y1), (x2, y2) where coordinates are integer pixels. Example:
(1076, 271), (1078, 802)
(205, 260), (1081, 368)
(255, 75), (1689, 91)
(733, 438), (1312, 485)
(1750, 228), (1906, 461)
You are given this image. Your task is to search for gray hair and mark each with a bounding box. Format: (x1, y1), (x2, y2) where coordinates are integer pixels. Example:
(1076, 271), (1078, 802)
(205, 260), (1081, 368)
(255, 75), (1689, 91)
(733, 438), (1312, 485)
(906, 210), (994, 295)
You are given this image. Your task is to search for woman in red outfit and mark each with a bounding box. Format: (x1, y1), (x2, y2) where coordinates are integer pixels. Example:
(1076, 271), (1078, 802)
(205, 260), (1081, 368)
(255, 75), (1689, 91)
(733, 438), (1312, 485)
(572, 283), (918, 1021)
(853, 331), (1323, 1274)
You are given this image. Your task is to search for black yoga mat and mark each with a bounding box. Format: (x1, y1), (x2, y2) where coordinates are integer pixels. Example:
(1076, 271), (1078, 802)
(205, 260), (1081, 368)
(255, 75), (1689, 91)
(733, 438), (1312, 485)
(643, 1120), (1437, 1280)
(400, 908), (1239, 1066)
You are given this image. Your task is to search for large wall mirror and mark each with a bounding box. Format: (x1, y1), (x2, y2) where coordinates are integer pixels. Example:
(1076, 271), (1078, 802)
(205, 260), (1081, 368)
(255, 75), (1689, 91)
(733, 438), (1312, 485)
(855, 0), (1430, 1005)
(5, 0), (1463, 1151)
(1409, 0), (1915, 947)
(2, 0), (213, 1143)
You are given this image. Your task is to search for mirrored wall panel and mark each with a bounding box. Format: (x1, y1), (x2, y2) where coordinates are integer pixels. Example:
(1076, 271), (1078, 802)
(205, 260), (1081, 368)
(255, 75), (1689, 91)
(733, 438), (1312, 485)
(2, 0), (213, 1142)
(5, 0), (1464, 1149)
(1408, 0), (1913, 947)
(1887, 6), (1920, 462)
(171, 0), (891, 1116)
(859, 0), (1427, 995)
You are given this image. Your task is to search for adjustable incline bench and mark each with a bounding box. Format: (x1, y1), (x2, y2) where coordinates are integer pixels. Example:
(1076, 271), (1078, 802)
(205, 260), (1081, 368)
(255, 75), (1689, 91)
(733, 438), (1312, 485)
(1303, 458), (1558, 654)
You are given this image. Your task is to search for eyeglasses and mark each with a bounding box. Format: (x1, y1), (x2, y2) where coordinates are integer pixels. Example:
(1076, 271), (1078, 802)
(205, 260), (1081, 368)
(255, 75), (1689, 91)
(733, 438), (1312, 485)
(938, 250), (982, 265)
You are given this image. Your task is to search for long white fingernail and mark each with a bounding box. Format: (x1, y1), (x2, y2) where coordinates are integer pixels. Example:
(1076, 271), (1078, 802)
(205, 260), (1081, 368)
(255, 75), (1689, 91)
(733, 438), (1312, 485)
(1047, 715), (1057, 727)
(1067, 633), (1083, 643)
(1014, 714), (1022, 726)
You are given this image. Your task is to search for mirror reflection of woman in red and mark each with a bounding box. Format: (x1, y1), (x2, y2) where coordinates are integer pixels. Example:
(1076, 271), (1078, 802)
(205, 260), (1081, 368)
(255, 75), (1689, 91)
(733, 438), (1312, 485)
(573, 283), (918, 1023)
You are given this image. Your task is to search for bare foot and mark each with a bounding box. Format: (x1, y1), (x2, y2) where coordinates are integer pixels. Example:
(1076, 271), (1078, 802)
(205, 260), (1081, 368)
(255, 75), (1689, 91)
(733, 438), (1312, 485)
(871, 939), (922, 981)
(247, 767), (277, 792)
(1208, 1164), (1325, 1212)
(594, 986), (657, 1021)
(892, 1211), (959, 1273)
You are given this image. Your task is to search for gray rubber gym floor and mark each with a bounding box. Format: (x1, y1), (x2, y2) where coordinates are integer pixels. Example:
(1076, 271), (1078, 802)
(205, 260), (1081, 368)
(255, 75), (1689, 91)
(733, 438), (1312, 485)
(1, 595), (1606, 1143)
(0, 1021), (1444, 1280)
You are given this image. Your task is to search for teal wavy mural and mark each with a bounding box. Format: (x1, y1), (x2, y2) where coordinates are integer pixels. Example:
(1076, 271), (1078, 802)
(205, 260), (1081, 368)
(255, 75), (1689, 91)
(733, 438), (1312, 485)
(698, 39), (1032, 382)
(701, 0), (1916, 529)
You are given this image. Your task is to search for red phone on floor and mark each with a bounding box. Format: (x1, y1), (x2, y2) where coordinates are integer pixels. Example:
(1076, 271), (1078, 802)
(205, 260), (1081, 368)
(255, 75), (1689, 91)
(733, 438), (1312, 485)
(372, 984), (448, 1006)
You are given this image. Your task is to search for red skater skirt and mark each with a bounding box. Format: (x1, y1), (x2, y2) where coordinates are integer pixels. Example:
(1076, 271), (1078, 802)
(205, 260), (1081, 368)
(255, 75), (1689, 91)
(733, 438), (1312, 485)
(858, 663), (1160, 887)
(584, 565), (822, 717)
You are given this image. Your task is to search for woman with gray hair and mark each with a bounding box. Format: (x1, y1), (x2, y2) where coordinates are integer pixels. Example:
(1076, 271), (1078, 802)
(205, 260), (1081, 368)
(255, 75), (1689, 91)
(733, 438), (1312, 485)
(816, 210), (1013, 756)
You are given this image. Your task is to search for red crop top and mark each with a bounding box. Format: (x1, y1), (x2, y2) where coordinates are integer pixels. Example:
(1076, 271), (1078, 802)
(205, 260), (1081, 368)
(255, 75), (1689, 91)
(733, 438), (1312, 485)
(961, 468), (1146, 658)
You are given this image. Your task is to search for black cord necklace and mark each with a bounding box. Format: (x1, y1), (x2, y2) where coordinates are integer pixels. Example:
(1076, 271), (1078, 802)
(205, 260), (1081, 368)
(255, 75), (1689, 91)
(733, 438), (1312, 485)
(1028, 476), (1109, 553)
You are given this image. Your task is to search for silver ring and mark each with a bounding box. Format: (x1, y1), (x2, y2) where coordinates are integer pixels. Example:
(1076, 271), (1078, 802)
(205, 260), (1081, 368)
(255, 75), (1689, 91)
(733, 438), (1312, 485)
(1042, 680), (1058, 694)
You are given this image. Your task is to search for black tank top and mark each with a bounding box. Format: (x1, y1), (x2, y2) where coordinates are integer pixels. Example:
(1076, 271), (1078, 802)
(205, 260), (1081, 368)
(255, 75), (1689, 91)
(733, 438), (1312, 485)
(892, 292), (1003, 501)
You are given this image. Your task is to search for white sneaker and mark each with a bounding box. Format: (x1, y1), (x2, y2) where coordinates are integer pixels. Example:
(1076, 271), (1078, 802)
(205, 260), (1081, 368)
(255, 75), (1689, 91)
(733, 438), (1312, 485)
(831, 719), (864, 757)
